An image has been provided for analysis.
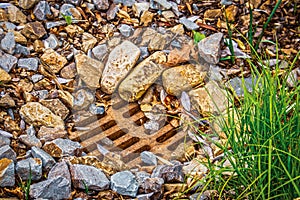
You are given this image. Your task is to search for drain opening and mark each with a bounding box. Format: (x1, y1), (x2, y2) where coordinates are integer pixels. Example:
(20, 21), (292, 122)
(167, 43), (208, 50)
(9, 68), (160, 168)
(134, 116), (148, 126)
(156, 128), (180, 143)
(123, 145), (151, 163)
(117, 137), (140, 150)
(122, 105), (140, 118)
(107, 129), (128, 141)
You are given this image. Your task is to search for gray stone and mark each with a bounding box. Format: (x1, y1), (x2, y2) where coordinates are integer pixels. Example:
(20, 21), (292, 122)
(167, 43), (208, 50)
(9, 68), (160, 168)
(31, 90), (48, 100)
(45, 21), (67, 29)
(111, 170), (139, 197)
(30, 177), (71, 199)
(89, 104), (105, 115)
(136, 171), (151, 186)
(93, 0), (109, 10)
(14, 44), (30, 56)
(170, 1), (182, 17)
(226, 76), (257, 97)
(287, 67), (299, 88)
(0, 22), (16, 31)
(198, 33), (223, 64)
(44, 34), (60, 50)
(0, 135), (10, 147)
(33, 1), (51, 21)
(107, 4), (119, 20)
(16, 157), (42, 181)
(141, 151), (157, 166)
(151, 162), (184, 183)
(189, 190), (218, 200)
(31, 146), (56, 171)
(0, 130), (13, 138)
(31, 74), (44, 83)
(153, 0), (172, 10)
(59, 3), (75, 18)
(18, 58), (39, 71)
(113, 0), (135, 7)
(133, 2), (150, 17)
(70, 164), (110, 191)
(19, 125), (42, 148)
(140, 177), (164, 198)
(137, 193), (155, 200)
(0, 158), (15, 187)
(73, 89), (95, 110)
(92, 44), (107, 61)
(0, 145), (16, 161)
(179, 17), (199, 30)
(43, 138), (82, 158)
(0, 50), (18, 72)
(48, 161), (71, 181)
(118, 24), (133, 37)
(0, 31), (15, 54)
(66, 0), (83, 6)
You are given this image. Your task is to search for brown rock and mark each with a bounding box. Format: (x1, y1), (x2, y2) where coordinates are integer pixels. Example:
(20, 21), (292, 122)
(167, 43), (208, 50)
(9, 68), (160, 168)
(0, 158), (15, 187)
(37, 126), (67, 142)
(13, 31), (27, 45)
(19, 102), (64, 128)
(64, 25), (84, 37)
(0, 9), (8, 21)
(82, 32), (97, 53)
(21, 22), (47, 40)
(167, 44), (192, 66)
(60, 62), (77, 79)
(40, 48), (68, 73)
(225, 5), (239, 22)
(0, 68), (11, 83)
(148, 32), (166, 52)
(75, 53), (104, 88)
(40, 98), (69, 120)
(19, 0), (39, 9)
(7, 5), (27, 24)
(33, 40), (45, 53)
(0, 94), (15, 107)
(140, 10), (154, 26)
(204, 9), (222, 19)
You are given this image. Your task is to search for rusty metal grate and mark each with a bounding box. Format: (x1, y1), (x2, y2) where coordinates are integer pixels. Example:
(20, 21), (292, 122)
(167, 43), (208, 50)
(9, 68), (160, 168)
(70, 94), (191, 168)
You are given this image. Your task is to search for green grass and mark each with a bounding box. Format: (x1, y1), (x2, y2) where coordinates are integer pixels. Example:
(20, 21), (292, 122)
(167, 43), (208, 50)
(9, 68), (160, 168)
(19, 165), (32, 200)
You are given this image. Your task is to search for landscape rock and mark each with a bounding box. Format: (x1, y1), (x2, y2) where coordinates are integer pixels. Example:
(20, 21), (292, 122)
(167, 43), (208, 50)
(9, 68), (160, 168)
(40, 48), (68, 73)
(198, 32), (223, 64)
(89, 103), (105, 115)
(33, 40), (45, 52)
(148, 32), (166, 51)
(43, 138), (82, 158)
(16, 157), (42, 181)
(7, 5), (27, 24)
(19, 102), (65, 128)
(111, 170), (139, 197)
(45, 21), (67, 29)
(93, 0), (109, 10)
(106, 4), (119, 20)
(75, 53), (104, 88)
(226, 76), (257, 97)
(70, 164), (110, 191)
(0, 145), (16, 161)
(141, 151), (157, 166)
(31, 74), (44, 83)
(0, 67), (11, 83)
(21, 21), (47, 40)
(92, 44), (108, 61)
(0, 158), (15, 187)
(64, 24), (84, 37)
(189, 80), (231, 116)
(119, 51), (167, 102)
(133, 2), (150, 17)
(287, 67), (299, 88)
(48, 161), (71, 181)
(101, 40), (140, 94)
(82, 32), (97, 52)
(0, 50), (17, 72)
(118, 24), (133, 37)
(31, 146), (55, 171)
(0, 31), (15, 54)
(0, 94), (15, 107)
(40, 98), (69, 120)
(66, 0), (83, 6)
(60, 62), (77, 79)
(18, 58), (39, 71)
(29, 177), (71, 199)
(151, 162), (184, 183)
(33, 1), (51, 21)
(113, 0), (135, 6)
(59, 4), (75, 18)
(179, 17), (199, 30)
(141, 177), (164, 198)
(44, 34), (60, 49)
(19, 125), (42, 148)
(153, 0), (172, 10)
(19, 0), (38, 9)
(37, 126), (67, 142)
(162, 64), (207, 96)
(0, 135), (10, 147)
(13, 31), (27, 44)
(14, 44), (30, 55)
(73, 88), (95, 110)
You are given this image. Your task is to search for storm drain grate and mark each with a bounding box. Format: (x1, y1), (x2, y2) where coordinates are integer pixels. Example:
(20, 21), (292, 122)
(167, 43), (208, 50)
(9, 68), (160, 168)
(70, 95), (191, 168)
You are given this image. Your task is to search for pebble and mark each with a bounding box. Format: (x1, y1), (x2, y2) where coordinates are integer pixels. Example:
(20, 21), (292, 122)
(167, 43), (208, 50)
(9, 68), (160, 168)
(111, 170), (139, 197)
(82, 32), (97, 52)
(44, 34), (60, 50)
(89, 104), (105, 115)
(30, 89), (48, 100)
(141, 177), (164, 198)
(0, 129), (13, 138)
(0, 31), (15, 54)
(0, 66), (11, 83)
(19, 0), (38, 9)
(0, 22), (16, 31)
(16, 157), (42, 181)
(133, 2), (150, 17)
(40, 48), (68, 73)
(13, 31), (27, 44)
(92, 44), (108, 61)
(7, 5), (27, 24)
(0, 158), (15, 187)
(118, 24), (133, 37)
(31, 146), (56, 171)
(48, 161), (71, 181)
(153, 0), (172, 10)
(45, 21), (67, 29)
(18, 58), (39, 71)
(33, 1), (51, 20)
(148, 32), (167, 51)
(287, 67), (299, 88)
(113, 0), (135, 7)
(106, 4), (119, 20)
(73, 88), (95, 110)
(31, 74), (44, 83)
(70, 164), (110, 191)
(60, 62), (77, 79)
(66, 0), (83, 6)
(14, 44), (30, 56)
(19, 127), (42, 148)
(29, 177), (71, 199)
(0, 145), (16, 161)
(0, 94), (15, 107)
(37, 126), (67, 143)
(226, 76), (256, 97)
(198, 32), (223, 64)
(93, 0), (109, 10)
(43, 138), (82, 158)
(21, 21), (47, 40)
(64, 24), (84, 37)
(141, 151), (158, 166)
(0, 135), (10, 147)
(101, 40), (140, 94)
(179, 17), (199, 30)
(59, 3), (75, 18)
(151, 162), (184, 183)
(40, 98), (69, 120)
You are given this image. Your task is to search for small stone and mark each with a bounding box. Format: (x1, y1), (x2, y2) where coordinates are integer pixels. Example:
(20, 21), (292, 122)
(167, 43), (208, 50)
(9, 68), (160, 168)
(21, 21), (47, 40)
(141, 151), (157, 165)
(75, 53), (104, 88)
(106, 4), (119, 20)
(153, 0), (172, 10)
(44, 34), (60, 50)
(179, 17), (199, 30)
(204, 9), (222, 19)
(64, 24), (84, 37)
(14, 44), (30, 56)
(113, 0), (135, 6)
(101, 40), (140, 94)
(59, 4), (75, 18)
(0, 67), (11, 83)
(13, 31), (27, 44)
(29, 177), (71, 199)
(45, 21), (67, 29)
(16, 157), (42, 181)
(226, 76), (257, 97)
(148, 32), (166, 51)
(133, 2), (150, 17)
(89, 104), (105, 115)
(0, 130), (13, 138)
(198, 32), (223, 64)
(19, 102), (65, 128)
(31, 74), (44, 83)
(111, 171), (139, 197)
(162, 10), (175, 21)
(0, 145), (16, 161)
(60, 62), (77, 79)
(82, 32), (97, 53)
(69, 7), (82, 20)
(48, 161), (71, 181)
(37, 126), (67, 142)
(43, 138), (82, 158)
(140, 10), (155, 26)
(31, 90), (49, 100)
(0, 135), (10, 147)
(0, 50), (17, 72)
(1, 31), (15, 54)
(151, 162), (184, 183)
(18, 58), (39, 71)
(33, 40), (45, 52)
(19, 0), (38, 9)
(19, 126), (42, 148)
(287, 67), (299, 88)
(0, 21), (16, 31)
(33, 1), (51, 21)
(40, 48), (68, 73)
(93, 0), (109, 10)
(92, 44), (108, 61)
(118, 24), (133, 37)
(0, 93), (14, 107)
(70, 164), (110, 191)
(7, 5), (27, 24)
(31, 146), (56, 172)
(73, 89), (95, 110)
(0, 8), (8, 21)
(141, 177), (164, 198)
(66, 0), (83, 6)
(0, 158), (15, 187)
(189, 190), (218, 200)
(40, 98), (69, 120)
